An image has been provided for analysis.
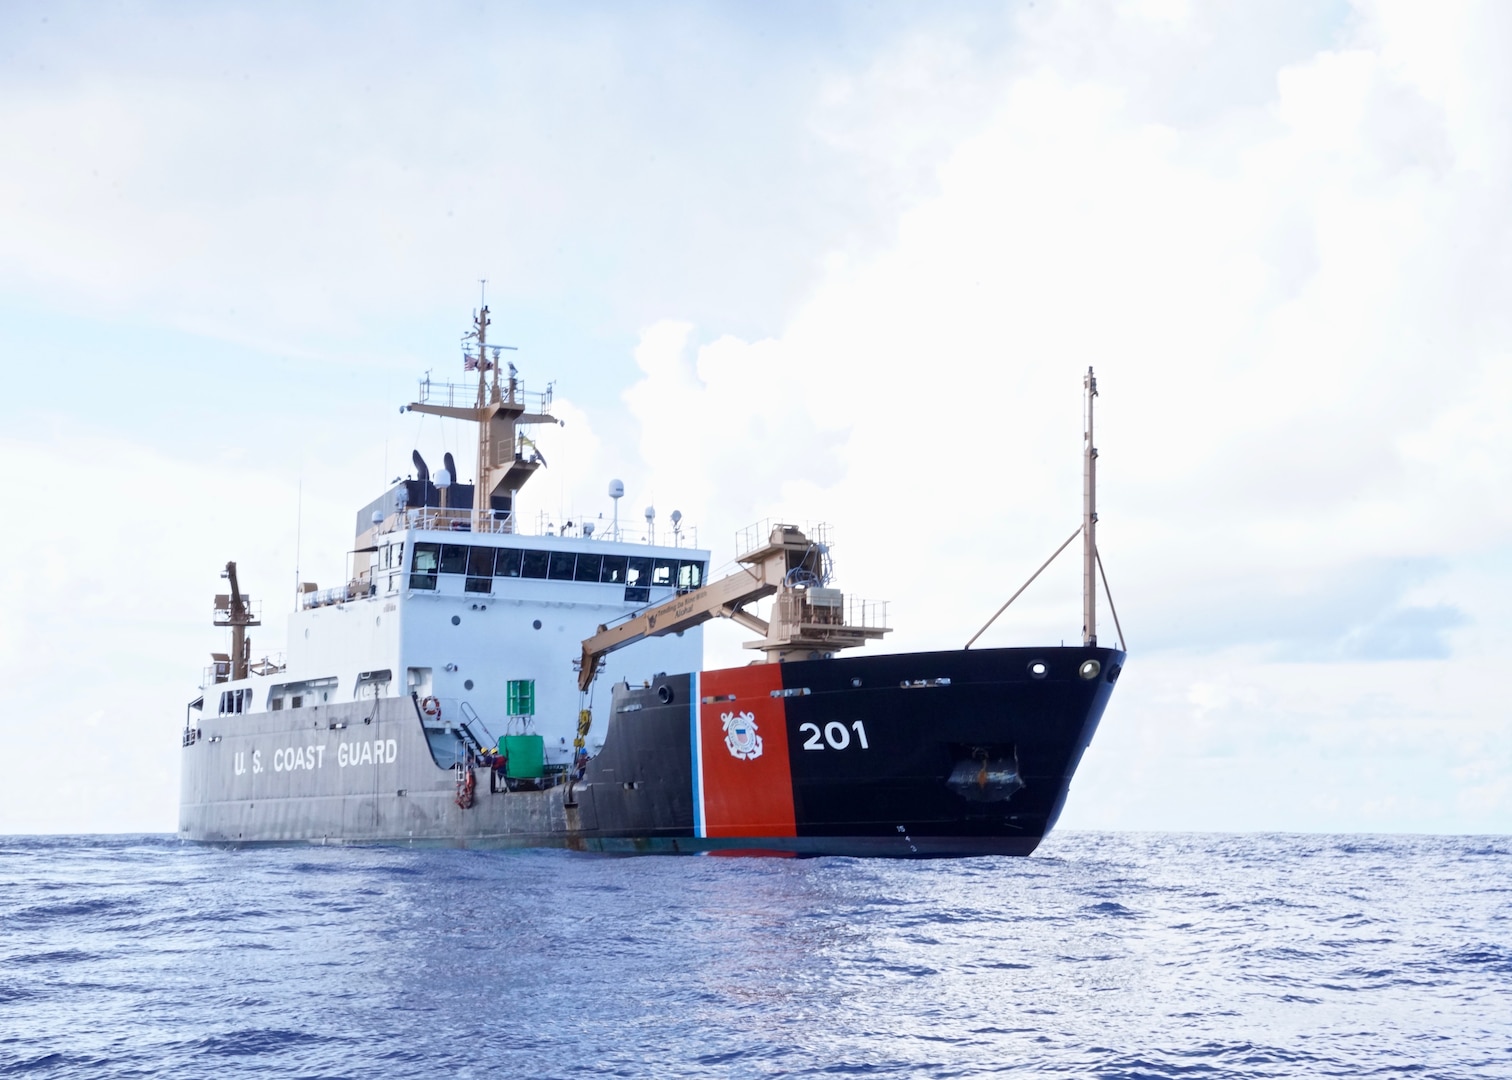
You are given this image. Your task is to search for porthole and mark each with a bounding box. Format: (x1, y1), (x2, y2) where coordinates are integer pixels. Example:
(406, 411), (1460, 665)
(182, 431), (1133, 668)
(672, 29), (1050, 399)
(532, 619), (542, 630)
(1028, 660), (1048, 679)
(451, 615), (461, 626)
(1078, 659), (1101, 680)
(464, 679), (474, 691)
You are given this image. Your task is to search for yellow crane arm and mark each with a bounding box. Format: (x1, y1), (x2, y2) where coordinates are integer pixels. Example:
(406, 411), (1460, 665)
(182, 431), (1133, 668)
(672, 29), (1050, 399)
(576, 564), (778, 692)
(575, 524), (888, 692)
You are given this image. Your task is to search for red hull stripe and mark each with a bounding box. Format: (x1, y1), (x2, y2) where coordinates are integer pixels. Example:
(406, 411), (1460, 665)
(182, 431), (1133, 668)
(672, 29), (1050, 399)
(695, 665), (796, 838)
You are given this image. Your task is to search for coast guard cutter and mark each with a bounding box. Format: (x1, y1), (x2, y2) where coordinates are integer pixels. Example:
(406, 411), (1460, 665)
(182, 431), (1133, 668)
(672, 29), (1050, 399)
(179, 303), (1126, 856)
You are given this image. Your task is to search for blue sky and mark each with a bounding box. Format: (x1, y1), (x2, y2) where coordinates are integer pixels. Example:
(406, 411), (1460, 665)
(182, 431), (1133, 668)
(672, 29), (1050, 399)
(1, 0), (1508, 834)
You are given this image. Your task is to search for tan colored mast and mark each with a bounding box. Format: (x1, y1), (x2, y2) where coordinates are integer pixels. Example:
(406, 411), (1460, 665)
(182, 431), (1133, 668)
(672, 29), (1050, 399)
(1082, 367), (1098, 647)
(214, 561), (261, 680)
(472, 302), (493, 531)
(405, 303), (552, 531)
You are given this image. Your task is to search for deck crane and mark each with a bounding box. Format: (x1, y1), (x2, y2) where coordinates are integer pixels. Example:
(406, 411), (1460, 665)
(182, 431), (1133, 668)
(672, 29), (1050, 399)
(576, 524), (889, 692)
(213, 561), (261, 681)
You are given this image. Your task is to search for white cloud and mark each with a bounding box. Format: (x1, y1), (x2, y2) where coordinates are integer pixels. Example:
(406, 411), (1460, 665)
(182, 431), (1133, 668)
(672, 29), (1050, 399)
(611, 1), (1512, 830)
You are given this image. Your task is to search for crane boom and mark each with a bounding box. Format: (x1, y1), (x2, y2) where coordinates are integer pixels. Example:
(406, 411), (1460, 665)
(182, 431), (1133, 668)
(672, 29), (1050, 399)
(213, 560), (261, 681)
(577, 524), (888, 691)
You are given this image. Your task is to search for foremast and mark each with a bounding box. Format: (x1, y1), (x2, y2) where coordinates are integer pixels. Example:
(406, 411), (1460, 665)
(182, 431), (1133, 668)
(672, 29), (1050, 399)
(404, 302), (558, 530)
(1082, 367), (1098, 647)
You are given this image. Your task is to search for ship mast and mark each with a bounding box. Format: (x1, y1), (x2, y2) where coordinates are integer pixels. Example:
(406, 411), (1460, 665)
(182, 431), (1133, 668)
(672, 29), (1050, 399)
(405, 296), (550, 532)
(472, 298), (495, 532)
(1082, 367), (1098, 647)
(214, 561), (261, 680)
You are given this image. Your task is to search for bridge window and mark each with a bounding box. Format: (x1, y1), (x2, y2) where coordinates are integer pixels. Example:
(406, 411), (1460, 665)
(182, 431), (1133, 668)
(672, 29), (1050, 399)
(218, 688), (253, 715)
(410, 542), (439, 590)
(574, 553), (603, 582)
(678, 561), (705, 590)
(466, 547), (493, 593)
(548, 552), (576, 580)
(495, 548), (522, 577)
(652, 557), (676, 587)
(521, 550), (549, 578)
(626, 556), (651, 587)
(439, 544), (468, 575)
(600, 555), (628, 584)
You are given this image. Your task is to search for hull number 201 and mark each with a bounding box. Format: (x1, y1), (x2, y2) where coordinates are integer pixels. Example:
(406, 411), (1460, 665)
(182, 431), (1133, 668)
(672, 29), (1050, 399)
(799, 720), (870, 751)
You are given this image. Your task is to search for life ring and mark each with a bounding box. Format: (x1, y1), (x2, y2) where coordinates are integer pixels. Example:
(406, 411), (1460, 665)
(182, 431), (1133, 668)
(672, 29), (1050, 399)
(420, 695), (442, 719)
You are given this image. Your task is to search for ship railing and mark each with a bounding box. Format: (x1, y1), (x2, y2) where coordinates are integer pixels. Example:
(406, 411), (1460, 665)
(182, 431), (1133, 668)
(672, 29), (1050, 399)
(201, 653), (286, 686)
(734, 519), (832, 559)
(388, 506), (702, 548)
(415, 375), (553, 415)
(249, 654), (287, 676)
(530, 509), (700, 548)
(388, 508), (516, 535)
(844, 596), (889, 630)
(563, 525), (698, 548)
(775, 591), (889, 631)
(302, 580), (378, 609)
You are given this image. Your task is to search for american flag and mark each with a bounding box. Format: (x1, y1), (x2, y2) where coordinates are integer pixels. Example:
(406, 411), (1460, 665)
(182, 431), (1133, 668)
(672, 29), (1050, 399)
(464, 353), (479, 371)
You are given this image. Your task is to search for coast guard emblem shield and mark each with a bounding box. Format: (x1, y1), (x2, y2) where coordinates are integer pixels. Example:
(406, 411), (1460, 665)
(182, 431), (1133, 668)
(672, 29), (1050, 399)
(722, 711), (762, 760)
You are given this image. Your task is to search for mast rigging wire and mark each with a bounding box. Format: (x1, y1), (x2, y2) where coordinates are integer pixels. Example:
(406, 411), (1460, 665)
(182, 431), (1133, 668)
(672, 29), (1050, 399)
(964, 525), (1083, 650)
(1095, 547), (1126, 652)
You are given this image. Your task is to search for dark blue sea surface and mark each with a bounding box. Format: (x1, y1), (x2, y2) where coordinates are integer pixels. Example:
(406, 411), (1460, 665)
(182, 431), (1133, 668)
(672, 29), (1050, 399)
(1, 833), (1508, 1078)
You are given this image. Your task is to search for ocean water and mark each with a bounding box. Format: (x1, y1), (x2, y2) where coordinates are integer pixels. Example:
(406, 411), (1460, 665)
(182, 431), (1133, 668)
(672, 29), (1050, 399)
(1, 833), (1508, 1079)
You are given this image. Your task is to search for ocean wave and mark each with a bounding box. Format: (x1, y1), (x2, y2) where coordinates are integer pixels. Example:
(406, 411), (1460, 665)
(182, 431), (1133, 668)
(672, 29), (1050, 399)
(0, 832), (1505, 1079)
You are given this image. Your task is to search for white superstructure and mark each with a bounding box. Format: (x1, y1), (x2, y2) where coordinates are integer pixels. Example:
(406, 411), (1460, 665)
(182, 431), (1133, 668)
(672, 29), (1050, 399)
(198, 299), (708, 771)
(207, 523), (707, 768)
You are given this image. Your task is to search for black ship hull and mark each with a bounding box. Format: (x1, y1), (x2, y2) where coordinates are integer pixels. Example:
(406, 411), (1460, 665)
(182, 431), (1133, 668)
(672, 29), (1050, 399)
(571, 644), (1123, 857)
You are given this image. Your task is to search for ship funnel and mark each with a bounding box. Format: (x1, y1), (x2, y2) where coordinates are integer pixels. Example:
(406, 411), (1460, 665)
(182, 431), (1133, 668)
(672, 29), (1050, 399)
(412, 450), (430, 484)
